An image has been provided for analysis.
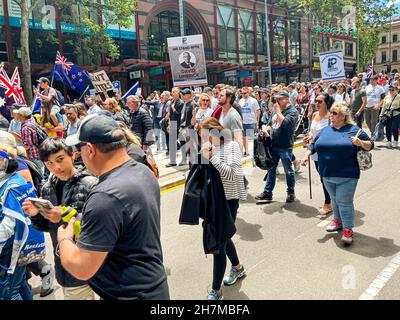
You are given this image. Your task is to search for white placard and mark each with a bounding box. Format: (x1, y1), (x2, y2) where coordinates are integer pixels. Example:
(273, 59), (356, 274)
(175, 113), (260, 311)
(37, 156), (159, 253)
(167, 34), (208, 87)
(88, 70), (113, 93)
(319, 50), (346, 82)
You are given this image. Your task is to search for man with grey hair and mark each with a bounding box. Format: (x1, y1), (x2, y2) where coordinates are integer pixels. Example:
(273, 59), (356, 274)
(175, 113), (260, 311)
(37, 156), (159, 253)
(126, 95), (154, 153)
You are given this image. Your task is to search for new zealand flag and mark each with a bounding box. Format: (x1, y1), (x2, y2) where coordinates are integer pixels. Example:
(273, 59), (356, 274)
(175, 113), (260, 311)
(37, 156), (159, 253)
(53, 51), (89, 93)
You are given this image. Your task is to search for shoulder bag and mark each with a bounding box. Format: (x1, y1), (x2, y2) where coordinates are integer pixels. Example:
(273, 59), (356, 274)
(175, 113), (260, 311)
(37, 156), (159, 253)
(356, 129), (372, 171)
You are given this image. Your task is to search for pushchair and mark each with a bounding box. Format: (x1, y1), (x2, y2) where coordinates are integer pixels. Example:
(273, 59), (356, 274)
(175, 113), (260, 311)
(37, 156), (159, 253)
(294, 103), (311, 137)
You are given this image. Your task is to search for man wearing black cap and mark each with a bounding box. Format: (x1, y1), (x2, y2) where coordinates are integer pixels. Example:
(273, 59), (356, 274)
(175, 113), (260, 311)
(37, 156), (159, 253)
(255, 91), (299, 203)
(177, 88), (195, 166)
(33, 77), (60, 110)
(58, 114), (170, 300)
(166, 87), (184, 167)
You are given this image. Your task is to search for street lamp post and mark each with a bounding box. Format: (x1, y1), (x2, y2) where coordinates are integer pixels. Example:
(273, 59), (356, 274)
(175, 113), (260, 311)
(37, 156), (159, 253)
(179, 0), (185, 36)
(264, 0), (273, 85)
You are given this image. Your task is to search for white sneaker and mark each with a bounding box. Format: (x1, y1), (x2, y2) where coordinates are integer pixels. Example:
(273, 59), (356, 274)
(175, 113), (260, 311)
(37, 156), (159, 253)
(392, 141), (399, 148)
(386, 141), (392, 147)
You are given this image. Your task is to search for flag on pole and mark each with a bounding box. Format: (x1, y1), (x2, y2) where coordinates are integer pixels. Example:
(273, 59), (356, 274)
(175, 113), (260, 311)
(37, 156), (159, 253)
(53, 51), (90, 93)
(0, 66), (26, 105)
(122, 81), (141, 103)
(366, 59), (374, 79)
(32, 96), (42, 114)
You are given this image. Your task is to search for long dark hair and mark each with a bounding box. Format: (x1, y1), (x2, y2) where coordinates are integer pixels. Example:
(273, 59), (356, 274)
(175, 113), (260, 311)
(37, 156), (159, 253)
(320, 92), (334, 110)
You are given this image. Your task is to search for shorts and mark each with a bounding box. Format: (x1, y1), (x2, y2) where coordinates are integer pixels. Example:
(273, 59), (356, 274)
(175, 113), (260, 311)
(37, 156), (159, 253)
(63, 284), (96, 300)
(243, 123), (256, 137)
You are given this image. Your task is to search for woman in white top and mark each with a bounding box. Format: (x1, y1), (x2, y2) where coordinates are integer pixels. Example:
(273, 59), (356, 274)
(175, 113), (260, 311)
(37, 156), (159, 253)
(302, 92), (332, 216)
(338, 83), (351, 105)
(191, 93), (214, 129)
(198, 117), (247, 301)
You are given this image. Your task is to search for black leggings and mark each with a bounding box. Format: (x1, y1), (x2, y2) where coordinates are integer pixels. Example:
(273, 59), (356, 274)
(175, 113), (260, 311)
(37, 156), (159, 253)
(212, 199), (240, 291)
(385, 114), (400, 142)
(314, 161), (331, 205)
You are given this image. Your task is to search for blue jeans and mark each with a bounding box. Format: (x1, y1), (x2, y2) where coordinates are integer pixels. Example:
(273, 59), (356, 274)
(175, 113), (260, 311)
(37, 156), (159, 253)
(322, 177), (359, 230)
(264, 147), (295, 194)
(0, 265), (32, 300)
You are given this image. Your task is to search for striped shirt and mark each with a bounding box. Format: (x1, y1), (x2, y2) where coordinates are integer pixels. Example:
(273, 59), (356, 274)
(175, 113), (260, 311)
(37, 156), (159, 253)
(210, 141), (247, 201)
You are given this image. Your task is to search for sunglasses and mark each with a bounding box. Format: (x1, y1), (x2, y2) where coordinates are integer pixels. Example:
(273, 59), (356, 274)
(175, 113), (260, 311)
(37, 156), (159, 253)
(316, 100), (324, 104)
(201, 99), (210, 102)
(389, 88), (396, 91)
(330, 112), (338, 116)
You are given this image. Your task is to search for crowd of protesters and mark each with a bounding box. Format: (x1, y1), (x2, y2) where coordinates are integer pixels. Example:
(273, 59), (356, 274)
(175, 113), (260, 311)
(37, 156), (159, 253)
(0, 69), (396, 301)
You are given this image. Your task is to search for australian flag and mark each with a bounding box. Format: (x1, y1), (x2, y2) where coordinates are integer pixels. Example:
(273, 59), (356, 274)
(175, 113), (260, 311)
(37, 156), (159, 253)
(53, 51), (89, 93)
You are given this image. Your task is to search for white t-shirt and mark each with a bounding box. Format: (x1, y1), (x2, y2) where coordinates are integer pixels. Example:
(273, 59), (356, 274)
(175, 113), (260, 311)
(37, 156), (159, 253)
(366, 84), (385, 108)
(239, 97), (260, 125)
(333, 93), (343, 104)
(195, 108), (213, 124)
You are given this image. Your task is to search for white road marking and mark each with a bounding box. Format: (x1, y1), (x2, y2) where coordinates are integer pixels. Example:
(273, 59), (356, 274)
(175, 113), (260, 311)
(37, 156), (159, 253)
(317, 219), (332, 228)
(294, 233), (305, 240)
(359, 253), (400, 300)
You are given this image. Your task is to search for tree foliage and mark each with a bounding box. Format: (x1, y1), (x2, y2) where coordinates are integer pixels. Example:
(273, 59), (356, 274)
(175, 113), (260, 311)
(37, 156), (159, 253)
(14, 0), (137, 104)
(278, 0), (397, 71)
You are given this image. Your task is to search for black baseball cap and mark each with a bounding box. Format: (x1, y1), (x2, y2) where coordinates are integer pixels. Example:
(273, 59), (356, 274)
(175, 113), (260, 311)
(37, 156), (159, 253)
(65, 114), (124, 146)
(275, 91), (289, 99)
(180, 88), (192, 95)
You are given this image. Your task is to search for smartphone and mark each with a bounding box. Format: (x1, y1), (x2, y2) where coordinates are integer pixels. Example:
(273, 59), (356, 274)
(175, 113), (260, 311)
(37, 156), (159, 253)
(27, 197), (54, 212)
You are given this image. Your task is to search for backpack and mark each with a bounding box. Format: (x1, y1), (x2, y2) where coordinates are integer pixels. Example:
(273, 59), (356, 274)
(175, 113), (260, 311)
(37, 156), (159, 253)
(145, 152), (159, 179)
(24, 159), (45, 197)
(253, 134), (273, 170)
(55, 89), (65, 106)
(25, 122), (48, 147)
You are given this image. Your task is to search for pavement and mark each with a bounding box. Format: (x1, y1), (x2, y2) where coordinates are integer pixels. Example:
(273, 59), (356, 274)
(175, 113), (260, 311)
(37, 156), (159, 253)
(29, 138), (400, 300)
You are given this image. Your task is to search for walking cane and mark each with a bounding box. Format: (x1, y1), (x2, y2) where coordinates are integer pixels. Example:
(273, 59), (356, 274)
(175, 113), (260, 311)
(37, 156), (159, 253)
(308, 155), (312, 200)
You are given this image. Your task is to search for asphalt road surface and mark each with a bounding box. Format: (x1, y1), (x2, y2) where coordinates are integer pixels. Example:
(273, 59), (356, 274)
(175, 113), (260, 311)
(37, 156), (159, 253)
(31, 142), (400, 300)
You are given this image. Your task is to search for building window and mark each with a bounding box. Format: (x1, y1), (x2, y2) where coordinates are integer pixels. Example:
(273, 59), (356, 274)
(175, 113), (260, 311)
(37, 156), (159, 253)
(393, 50), (398, 62)
(217, 4), (237, 63)
(238, 9), (255, 65)
(382, 51), (387, 63)
(147, 11), (198, 61)
(272, 15), (286, 63)
(345, 43), (354, 57)
(393, 34), (398, 43)
(256, 13), (267, 58)
(382, 36), (387, 44)
(288, 19), (300, 64)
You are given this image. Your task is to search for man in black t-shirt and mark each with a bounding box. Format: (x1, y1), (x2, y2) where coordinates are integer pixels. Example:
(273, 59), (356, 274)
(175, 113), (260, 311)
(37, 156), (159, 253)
(58, 114), (169, 300)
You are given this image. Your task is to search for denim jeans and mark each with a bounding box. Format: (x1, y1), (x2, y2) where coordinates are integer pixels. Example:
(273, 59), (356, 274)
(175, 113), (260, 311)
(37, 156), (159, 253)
(264, 147), (295, 194)
(322, 177), (359, 230)
(0, 265), (32, 300)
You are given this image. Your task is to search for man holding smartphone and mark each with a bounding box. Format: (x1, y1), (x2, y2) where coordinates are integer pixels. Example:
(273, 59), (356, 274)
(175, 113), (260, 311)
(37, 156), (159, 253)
(22, 138), (98, 300)
(255, 91), (299, 203)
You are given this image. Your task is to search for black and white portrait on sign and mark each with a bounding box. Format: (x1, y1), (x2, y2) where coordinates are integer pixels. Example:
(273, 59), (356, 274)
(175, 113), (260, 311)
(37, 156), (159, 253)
(167, 34), (208, 87)
(179, 51), (196, 69)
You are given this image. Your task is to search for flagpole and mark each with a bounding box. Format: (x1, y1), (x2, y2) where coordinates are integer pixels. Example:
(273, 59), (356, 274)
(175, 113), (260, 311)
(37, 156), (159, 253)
(78, 85), (90, 102)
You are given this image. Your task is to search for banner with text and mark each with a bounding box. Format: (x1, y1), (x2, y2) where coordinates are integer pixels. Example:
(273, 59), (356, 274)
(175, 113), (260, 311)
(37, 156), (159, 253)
(88, 70), (113, 93)
(319, 50), (346, 82)
(167, 34), (208, 87)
